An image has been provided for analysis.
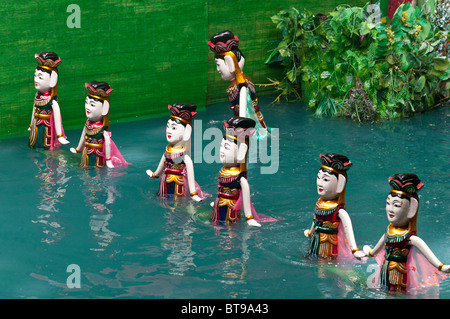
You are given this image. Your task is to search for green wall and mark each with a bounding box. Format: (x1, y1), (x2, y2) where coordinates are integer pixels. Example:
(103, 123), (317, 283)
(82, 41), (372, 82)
(1, 0), (368, 138)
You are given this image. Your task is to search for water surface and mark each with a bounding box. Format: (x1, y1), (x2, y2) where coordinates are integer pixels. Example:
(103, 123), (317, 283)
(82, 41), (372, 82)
(0, 97), (449, 299)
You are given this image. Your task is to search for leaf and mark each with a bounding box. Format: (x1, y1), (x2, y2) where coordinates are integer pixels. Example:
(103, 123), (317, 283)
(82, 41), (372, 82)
(286, 70), (296, 82)
(278, 49), (288, 57)
(375, 22), (387, 31)
(403, 38), (412, 49)
(379, 74), (390, 88)
(438, 67), (450, 81)
(414, 75), (426, 92)
(375, 39), (389, 58)
(431, 68), (445, 77)
(380, 62), (389, 73)
(430, 40), (441, 47)
(302, 73), (310, 82)
(418, 42), (427, 52)
(320, 71), (331, 79)
(402, 1), (411, 11)
(390, 16), (401, 29)
(386, 54), (396, 65)
(265, 49), (284, 64)
(406, 53), (421, 68)
(425, 43), (434, 54)
(400, 54), (410, 71)
(394, 78), (404, 92)
(392, 40), (403, 50)
(433, 57), (450, 71)
(359, 21), (371, 36)
(424, 0), (436, 16)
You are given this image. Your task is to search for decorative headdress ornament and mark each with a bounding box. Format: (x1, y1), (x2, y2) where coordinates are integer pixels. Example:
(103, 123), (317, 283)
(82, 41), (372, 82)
(388, 173), (423, 233)
(223, 116), (256, 144)
(207, 31), (239, 54)
(389, 173), (423, 198)
(208, 31), (245, 84)
(319, 153), (352, 175)
(168, 103), (197, 126)
(35, 52), (61, 72)
(319, 153), (352, 205)
(85, 81), (113, 101)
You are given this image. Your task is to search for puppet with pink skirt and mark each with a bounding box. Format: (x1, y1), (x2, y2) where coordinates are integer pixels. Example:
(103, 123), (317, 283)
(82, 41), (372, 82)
(304, 153), (365, 261)
(146, 103), (209, 202)
(29, 52), (69, 150)
(210, 116), (278, 227)
(70, 81), (129, 168)
(363, 173), (450, 293)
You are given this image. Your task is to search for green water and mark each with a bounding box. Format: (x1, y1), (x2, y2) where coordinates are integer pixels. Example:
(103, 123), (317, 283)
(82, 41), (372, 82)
(0, 97), (449, 299)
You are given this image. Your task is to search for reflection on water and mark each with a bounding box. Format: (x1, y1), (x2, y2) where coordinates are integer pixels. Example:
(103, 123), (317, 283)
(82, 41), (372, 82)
(80, 168), (125, 252)
(159, 198), (256, 298)
(213, 226), (251, 284)
(160, 200), (197, 276)
(31, 151), (71, 244)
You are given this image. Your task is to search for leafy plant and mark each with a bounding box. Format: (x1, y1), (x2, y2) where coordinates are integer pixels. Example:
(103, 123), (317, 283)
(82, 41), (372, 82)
(373, 1), (450, 117)
(266, 1), (449, 122)
(265, 7), (328, 102)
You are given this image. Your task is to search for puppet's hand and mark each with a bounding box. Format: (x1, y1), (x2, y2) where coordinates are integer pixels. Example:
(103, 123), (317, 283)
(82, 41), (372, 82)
(247, 219), (261, 227)
(58, 136), (69, 144)
(441, 265), (450, 273)
(353, 250), (366, 260)
(363, 245), (373, 257)
(146, 170), (156, 178)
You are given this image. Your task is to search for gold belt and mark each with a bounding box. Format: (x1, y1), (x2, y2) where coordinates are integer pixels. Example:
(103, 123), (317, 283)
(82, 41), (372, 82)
(35, 113), (51, 119)
(85, 142), (103, 149)
(220, 187), (240, 195)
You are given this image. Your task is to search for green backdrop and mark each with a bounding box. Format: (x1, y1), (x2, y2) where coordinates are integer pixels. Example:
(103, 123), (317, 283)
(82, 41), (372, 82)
(1, 0), (375, 138)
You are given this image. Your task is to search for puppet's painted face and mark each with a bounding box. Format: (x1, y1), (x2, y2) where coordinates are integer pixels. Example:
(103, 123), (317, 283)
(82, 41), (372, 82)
(317, 169), (340, 200)
(166, 119), (185, 145)
(34, 69), (52, 93)
(220, 138), (238, 164)
(85, 96), (104, 122)
(215, 58), (235, 81)
(386, 194), (411, 227)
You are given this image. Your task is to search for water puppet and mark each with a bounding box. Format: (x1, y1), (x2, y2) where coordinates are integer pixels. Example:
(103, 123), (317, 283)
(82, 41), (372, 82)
(211, 116), (278, 227)
(207, 30), (268, 131)
(29, 52), (69, 149)
(304, 153), (365, 260)
(363, 173), (449, 292)
(70, 81), (129, 168)
(146, 103), (208, 202)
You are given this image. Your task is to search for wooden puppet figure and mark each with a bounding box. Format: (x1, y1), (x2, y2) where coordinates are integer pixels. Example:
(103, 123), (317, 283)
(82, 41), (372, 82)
(70, 81), (129, 169)
(363, 173), (449, 292)
(29, 52), (69, 149)
(211, 116), (278, 227)
(146, 103), (209, 202)
(207, 31), (268, 131)
(304, 153), (365, 261)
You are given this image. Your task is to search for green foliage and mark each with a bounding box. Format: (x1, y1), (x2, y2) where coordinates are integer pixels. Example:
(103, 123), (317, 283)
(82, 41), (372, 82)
(266, 1), (449, 122)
